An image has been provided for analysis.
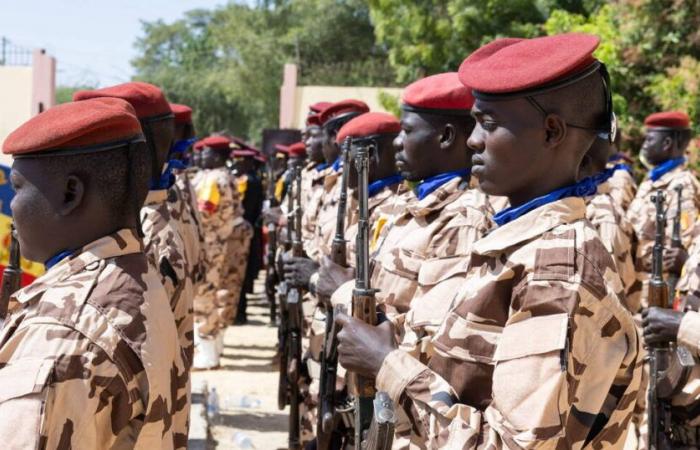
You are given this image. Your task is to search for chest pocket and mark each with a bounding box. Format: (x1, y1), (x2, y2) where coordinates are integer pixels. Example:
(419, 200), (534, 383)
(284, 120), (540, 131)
(0, 358), (54, 448)
(492, 313), (568, 435)
(373, 247), (424, 311)
(412, 256), (470, 329)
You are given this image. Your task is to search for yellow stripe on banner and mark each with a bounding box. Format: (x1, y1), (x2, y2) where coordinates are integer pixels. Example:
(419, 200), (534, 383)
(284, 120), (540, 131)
(196, 176), (221, 209)
(370, 215), (388, 252)
(0, 214), (44, 278)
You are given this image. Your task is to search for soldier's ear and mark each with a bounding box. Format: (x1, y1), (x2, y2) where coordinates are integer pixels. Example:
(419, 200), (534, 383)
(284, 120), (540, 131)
(59, 174), (85, 216)
(440, 123), (456, 149)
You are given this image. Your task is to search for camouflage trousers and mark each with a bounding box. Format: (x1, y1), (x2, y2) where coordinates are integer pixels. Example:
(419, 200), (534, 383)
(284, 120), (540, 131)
(219, 220), (253, 323)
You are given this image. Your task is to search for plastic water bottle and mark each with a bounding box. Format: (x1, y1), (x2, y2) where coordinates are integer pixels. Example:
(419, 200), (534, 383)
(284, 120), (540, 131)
(225, 395), (262, 409)
(207, 387), (220, 423)
(233, 431), (255, 449)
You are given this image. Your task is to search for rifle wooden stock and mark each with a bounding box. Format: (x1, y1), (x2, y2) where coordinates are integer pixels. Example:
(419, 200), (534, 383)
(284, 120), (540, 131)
(647, 190), (672, 450)
(0, 225), (21, 320)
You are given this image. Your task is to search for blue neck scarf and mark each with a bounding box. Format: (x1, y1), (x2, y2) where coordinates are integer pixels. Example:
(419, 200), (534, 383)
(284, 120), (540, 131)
(332, 157), (342, 172)
(493, 176), (600, 227)
(315, 162), (329, 172)
(170, 137), (196, 156)
(650, 157), (685, 182)
(150, 159), (187, 190)
(414, 169), (470, 201)
(368, 174), (403, 198)
(45, 250), (74, 269)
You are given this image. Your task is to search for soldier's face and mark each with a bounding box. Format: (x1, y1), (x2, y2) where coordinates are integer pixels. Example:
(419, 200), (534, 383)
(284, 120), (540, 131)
(468, 98), (550, 201)
(305, 126), (325, 163)
(641, 130), (672, 166)
(394, 111), (439, 182)
(10, 159), (65, 262)
(201, 148), (226, 169)
(322, 128), (341, 164)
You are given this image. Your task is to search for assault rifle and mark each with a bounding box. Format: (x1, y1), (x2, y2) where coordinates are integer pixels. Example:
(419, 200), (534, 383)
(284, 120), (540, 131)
(647, 189), (695, 449)
(285, 164), (305, 449)
(317, 139), (351, 450)
(667, 185), (683, 298)
(351, 141), (395, 449)
(266, 163), (280, 324)
(0, 225), (21, 321)
(277, 161), (297, 412)
(647, 190), (672, 450)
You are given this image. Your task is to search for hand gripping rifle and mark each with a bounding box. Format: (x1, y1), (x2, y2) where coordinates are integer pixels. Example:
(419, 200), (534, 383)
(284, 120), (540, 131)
(0, 225), (21, 321)
(351, 141), (395, 449)
(317, 138), (351, 450)
(667, 185), (683, 298)
(285, 164), (305, 450)
(277, 162), (297, 411)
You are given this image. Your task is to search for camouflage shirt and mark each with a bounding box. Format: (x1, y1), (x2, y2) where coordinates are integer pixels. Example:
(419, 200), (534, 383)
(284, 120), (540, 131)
(627, 165), (700, 307)
(370, 176), (489, 315)
(586, 180), (640, 313)
(141, 189), (193, 369)
(607, 166), (637, 212)
(376, 197), (642, 449)
(172, 171), (206, 287)
(0, 229), (187, 449)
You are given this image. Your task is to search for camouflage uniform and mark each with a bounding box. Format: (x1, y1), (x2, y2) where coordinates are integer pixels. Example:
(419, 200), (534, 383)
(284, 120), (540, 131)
(192, 167), (239, 337)
(173, 170), (206, 288)
(668, 242), (700, 437)
(302, 165), (331, 262)
(586, 180), (641, 313)
(311, 167), (343, 262)
(607, 165), (637, 212)
(376, 197), (642, 449)
(0, 229), (188, 448)
(627, 165), (700, 307)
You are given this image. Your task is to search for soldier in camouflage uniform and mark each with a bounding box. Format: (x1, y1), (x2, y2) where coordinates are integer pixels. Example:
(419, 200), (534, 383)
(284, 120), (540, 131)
(642, 233), (700, 447)
(192, 135), (243, 368)
(627, 111), (700, 308)
(170, 103), (206, 294)
(606, 137), (638, 213)
(581, 137), (640, 313)
(0, 98), (187, 448)
(336, 34), (642, 449)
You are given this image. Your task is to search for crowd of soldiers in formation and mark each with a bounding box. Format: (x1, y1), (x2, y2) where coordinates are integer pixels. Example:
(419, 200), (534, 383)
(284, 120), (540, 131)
(0, 31), (698, 449)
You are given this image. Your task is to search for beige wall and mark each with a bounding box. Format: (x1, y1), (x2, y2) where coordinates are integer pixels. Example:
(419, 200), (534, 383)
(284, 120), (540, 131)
(0, 66), (33, 166)
(291, 85), (403, 129)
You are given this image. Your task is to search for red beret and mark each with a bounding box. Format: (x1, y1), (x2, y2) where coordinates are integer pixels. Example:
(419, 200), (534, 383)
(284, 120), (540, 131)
(193, 139), (205, 152)
(231, 148), (258, 158)
(319, 99), (369, 125)
(306, 113), (321, 127)
(201, 135), (231, 151)
(170, 103), (192, 125)
(254, 153), (267, 163)
(275, 144), (290, 154)
(309, 101), (332, 114)
(644, 111), (690, 130)
(336, 112), (400, 144)
(402, 72), (474, 114)
(459, 33), (600, 96)
(73, 81), (173, 120)
(288, 142), (306, 157)
(3, 97), (144, 157)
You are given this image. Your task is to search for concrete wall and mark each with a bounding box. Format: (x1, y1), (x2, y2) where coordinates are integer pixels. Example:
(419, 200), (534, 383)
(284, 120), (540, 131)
(0, 66), (33, 165)
(279, 63), (403, 129)
(0, 50), (56, 166)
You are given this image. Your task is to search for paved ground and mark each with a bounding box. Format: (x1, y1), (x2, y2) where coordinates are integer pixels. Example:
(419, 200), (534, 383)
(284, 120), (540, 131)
(192, 281), (288, 449)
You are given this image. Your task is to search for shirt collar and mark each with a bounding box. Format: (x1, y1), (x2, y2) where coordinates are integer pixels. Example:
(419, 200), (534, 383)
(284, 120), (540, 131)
(649, 157), (685, 182)
(474, 197), (586, 255)
(14, 229), (143, 305)
(406, 175), (467, 217)
(413, 169), (470, 201)
(144, 189), (168, 205)
(368, 174), (403, 198)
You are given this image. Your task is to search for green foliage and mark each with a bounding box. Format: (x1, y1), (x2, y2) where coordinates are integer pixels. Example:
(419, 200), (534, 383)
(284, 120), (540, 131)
(367, 0), (602, 83)
(377, 90), (401, 117)
(132, 0), (396, 142)
(55, 85), (95, 104)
